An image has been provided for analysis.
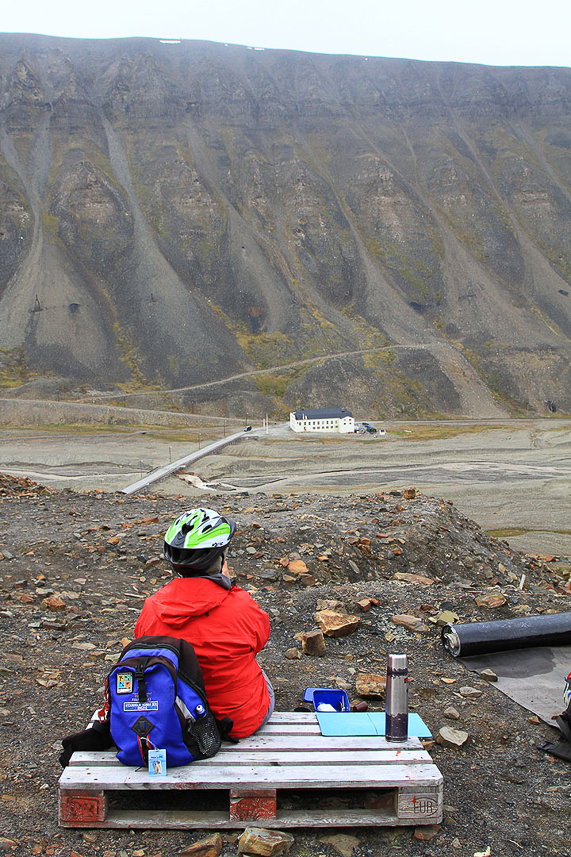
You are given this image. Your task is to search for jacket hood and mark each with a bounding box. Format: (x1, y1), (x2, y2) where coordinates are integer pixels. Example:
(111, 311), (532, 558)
(147, 577), (231, 629)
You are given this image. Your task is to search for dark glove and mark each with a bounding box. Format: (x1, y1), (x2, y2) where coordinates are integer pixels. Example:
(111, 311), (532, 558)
(59, 719), (112, 768)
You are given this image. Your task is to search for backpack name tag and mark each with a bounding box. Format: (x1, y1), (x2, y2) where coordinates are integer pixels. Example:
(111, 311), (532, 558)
(148, 748), (167, 776)
(123, 701), (159, 712)
(116, 672), (134, 694)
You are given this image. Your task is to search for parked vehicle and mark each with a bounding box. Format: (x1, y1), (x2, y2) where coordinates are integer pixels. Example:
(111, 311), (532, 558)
(244, 425), (252, 432)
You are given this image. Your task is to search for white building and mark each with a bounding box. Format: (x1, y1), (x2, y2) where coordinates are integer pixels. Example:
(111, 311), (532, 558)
(289, 407), (354, 434)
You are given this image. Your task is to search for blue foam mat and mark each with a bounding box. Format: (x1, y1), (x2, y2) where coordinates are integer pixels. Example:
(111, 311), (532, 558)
(316, 711), (432, 738)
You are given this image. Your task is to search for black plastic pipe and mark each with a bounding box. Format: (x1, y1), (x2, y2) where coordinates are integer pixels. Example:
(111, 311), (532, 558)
(441, 612), (571, 658)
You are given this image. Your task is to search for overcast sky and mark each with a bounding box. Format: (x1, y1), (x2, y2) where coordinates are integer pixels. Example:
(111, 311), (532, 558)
(2, 0), (570, 69)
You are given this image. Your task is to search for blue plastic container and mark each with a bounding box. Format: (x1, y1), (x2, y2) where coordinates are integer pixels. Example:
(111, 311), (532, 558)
(304, 687), (350, 712)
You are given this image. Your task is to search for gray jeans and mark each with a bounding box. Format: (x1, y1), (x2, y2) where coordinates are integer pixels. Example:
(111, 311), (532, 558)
(255, 669), (275, 732)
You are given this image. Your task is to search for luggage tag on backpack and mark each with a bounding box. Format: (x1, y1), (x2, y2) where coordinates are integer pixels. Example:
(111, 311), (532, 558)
(148, 748), (167, 776)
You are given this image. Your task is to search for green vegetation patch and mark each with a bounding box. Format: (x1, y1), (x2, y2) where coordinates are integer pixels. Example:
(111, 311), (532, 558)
(235, 331), (296, 369)
(0, 347), (35, 387)
(254, 373), (292, 398)
(487, 526), (571, 540)
(389, 423), (512, 442)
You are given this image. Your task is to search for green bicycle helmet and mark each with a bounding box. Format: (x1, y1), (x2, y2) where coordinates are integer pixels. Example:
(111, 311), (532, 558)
(163, 508), (236, 571)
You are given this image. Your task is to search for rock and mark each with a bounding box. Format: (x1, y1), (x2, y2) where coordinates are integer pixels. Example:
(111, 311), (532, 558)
(479, 668), (498, 682)
(179, 833), (223, 857)
(286, 560), (309, 575)
(390, 613), (429, 633)
(314, 609), (360, 638)
(42, 595), (66, 612)
(284, 647), (302, 660)
(318, 833), (360, 857)
(301, 629), (326, 656)
(430, 609), (460, 626)
(316, 599), (344, 611)
(40, 619), (66, 630)
(437, 726), (470, 748)
(0, 839), (18, 850)
(459, 686), (483, 699)
(82, 832), (97, 843)
(413, 824), (441, 841)
(403, 488), (416, 499)
(475, 592), (506, 608)
(355, 598), (373, 612)
(13, 591), (34, 604)
(394, 572), (434, 585)
(443, 706), (461, 720)
(355, 672), (386, 698)
(237, 827), (294, 856)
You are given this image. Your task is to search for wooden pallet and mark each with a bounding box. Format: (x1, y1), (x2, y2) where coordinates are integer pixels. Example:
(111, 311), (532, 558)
(58, 712), (443, 829)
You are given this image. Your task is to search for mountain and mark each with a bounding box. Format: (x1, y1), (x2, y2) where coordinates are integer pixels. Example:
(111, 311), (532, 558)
(1, 34), (570, 418)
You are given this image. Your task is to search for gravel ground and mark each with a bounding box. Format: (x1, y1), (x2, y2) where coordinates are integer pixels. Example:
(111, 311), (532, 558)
(0, 474), (570, 857)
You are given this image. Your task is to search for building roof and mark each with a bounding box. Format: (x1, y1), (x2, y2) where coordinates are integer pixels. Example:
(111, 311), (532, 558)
(292, 408), (353, 420)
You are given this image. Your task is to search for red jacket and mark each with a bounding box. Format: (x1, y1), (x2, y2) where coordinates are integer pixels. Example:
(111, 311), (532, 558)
(134, 577), (271, 738)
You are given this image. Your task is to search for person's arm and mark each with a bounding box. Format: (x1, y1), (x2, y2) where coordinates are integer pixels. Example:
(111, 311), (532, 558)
(242, 593), (271, 653)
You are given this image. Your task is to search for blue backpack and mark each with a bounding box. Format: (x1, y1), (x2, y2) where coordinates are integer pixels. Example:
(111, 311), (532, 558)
(105, 635), (224, 767)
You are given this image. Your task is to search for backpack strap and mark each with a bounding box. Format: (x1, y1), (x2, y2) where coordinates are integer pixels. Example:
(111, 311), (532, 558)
(134, 656), (150, 703)
(215, 715), (238, 743)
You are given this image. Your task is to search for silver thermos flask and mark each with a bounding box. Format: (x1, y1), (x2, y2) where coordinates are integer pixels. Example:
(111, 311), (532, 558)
(385, 653), (408, 742)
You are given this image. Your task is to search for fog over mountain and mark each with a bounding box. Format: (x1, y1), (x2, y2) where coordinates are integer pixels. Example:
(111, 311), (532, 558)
(1, 34), (570, 417)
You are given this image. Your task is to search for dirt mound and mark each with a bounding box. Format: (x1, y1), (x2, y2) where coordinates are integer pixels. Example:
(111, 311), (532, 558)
(0, 486), (569, 855)
(0, 473), (54, 496)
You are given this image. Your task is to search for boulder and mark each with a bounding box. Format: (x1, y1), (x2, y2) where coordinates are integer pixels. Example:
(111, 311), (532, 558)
(302, 629), (326, 656)
(237, 827), (294, 856)
(314, 610), (360, 638)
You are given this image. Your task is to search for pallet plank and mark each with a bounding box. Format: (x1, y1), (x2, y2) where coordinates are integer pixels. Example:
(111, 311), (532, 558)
(205, 734), (425, 750)
(60, 762), (441, 790)
(66, 806), (434, 830)
(70, 748), (433, 767)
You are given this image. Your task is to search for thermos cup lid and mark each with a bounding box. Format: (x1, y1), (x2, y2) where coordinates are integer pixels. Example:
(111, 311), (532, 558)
(387, 654), (408, 670)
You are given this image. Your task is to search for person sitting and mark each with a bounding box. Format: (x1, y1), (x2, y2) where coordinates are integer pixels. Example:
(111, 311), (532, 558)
(134, 507), (274, 739)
